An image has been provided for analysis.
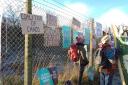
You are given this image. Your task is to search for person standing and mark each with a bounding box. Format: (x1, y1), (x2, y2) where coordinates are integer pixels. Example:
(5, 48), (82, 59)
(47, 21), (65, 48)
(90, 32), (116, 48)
(99, 35), (114, 85)
(75, 35), (89, 85)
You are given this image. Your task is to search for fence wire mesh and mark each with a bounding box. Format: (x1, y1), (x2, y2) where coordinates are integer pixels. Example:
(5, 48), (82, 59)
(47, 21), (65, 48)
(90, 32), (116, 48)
(1, 0), (93, 85)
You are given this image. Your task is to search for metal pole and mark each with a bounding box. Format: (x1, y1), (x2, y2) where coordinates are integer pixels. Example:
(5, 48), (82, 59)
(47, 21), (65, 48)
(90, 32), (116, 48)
(24, 0), (32, 85)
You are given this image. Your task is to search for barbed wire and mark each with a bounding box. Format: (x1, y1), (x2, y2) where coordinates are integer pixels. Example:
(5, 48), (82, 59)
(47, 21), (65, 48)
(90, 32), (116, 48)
(32, 0), (91, 22)
(50, 0), (89, 18)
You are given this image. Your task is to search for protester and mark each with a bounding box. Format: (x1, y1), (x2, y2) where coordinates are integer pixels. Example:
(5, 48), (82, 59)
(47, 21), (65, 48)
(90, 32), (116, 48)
(99, 34), (115, 85)
(75, 34), (89, 85)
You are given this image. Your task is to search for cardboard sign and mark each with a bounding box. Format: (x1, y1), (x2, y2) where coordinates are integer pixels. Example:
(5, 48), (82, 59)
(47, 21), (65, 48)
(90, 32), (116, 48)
(20, 13), (44, 34)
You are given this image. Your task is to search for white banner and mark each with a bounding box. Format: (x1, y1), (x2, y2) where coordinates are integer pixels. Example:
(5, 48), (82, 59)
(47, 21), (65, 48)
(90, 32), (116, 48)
(20, 13), (44, 34)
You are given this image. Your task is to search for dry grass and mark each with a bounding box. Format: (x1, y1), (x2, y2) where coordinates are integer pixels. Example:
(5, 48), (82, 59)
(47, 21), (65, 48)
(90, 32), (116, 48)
(2, 75), (23, 85)
(25, 65), (99, 85)
(56, 64), (90, 85)
(32, 78), (40, 85)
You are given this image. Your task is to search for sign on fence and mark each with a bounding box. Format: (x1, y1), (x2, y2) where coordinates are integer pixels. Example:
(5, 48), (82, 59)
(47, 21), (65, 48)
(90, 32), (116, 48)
(73, 30), (79, 43)
(46, 13), (57, 28)
(95, 22), (102, 37)
(20, 13), (44, 34)
(44, 27), (60, 47)
(37, 67), (58, 85)
(84, 28), (90, 45)
(72, 17), (81, 30)
(62, 26), (71, 48)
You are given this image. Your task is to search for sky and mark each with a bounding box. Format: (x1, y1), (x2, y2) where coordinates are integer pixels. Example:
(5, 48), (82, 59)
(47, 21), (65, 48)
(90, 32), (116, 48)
(1, 0), (128, 26)
(43, 0), (128, 26)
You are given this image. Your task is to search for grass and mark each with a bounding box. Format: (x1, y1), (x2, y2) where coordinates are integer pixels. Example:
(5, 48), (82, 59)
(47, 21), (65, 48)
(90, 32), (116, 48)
(2, 65), (100, 85)
(56, 65), (99, 85)
(32, 78), (40, 85)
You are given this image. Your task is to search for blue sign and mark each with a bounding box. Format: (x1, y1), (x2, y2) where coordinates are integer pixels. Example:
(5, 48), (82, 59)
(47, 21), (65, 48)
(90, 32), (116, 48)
(37, 67), (58, 85)
(48, 67), (58, 84)
(84, 28), (90, 45)
(37, 68), (54, 85)
(73, 30), (79, 43)
(62, 26), (71, 48)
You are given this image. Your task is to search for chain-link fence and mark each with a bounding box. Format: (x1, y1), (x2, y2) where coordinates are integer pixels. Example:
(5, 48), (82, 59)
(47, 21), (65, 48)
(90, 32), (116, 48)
(0, 0), (94, 85)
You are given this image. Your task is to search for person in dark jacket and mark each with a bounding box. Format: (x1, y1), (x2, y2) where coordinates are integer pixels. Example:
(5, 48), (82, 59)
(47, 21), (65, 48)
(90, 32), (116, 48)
(76, 35), (89, 85)
(99, 35), (114, 85)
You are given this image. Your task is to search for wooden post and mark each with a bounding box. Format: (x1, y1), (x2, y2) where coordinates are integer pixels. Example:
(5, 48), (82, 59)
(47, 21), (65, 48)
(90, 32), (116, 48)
(24, 0), (32, 85)
(89, 18), (94, 66)
(112, 25), (117, 48)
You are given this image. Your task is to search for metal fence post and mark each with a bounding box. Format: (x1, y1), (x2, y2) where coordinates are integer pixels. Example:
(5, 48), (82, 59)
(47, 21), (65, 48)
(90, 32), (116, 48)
(24, 0), (32, 85)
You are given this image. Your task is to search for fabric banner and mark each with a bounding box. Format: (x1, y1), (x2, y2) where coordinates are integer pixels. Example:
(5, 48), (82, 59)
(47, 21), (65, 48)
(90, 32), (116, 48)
(84, 28), (90, 45)
(95, 22), (102, 37)
(72, 17), (81, 30)
(46, 13), (57, 28)
(62, 26), (71, 48)
(73, 30), (79, 43)
(44, 27), (60, 47)
(37, 67), (58, 85)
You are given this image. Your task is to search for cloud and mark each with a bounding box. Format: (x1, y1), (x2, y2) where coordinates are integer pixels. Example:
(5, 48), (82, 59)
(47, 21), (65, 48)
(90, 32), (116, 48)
(64, 3), (90, 16)
(97, 8), (128, 26)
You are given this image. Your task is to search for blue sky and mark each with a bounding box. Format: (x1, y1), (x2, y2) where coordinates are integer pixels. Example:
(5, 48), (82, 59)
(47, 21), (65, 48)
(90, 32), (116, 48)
(54, 0), (128, 17)
(1, 0), (128, 26)
(39, 0), (128, 26)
